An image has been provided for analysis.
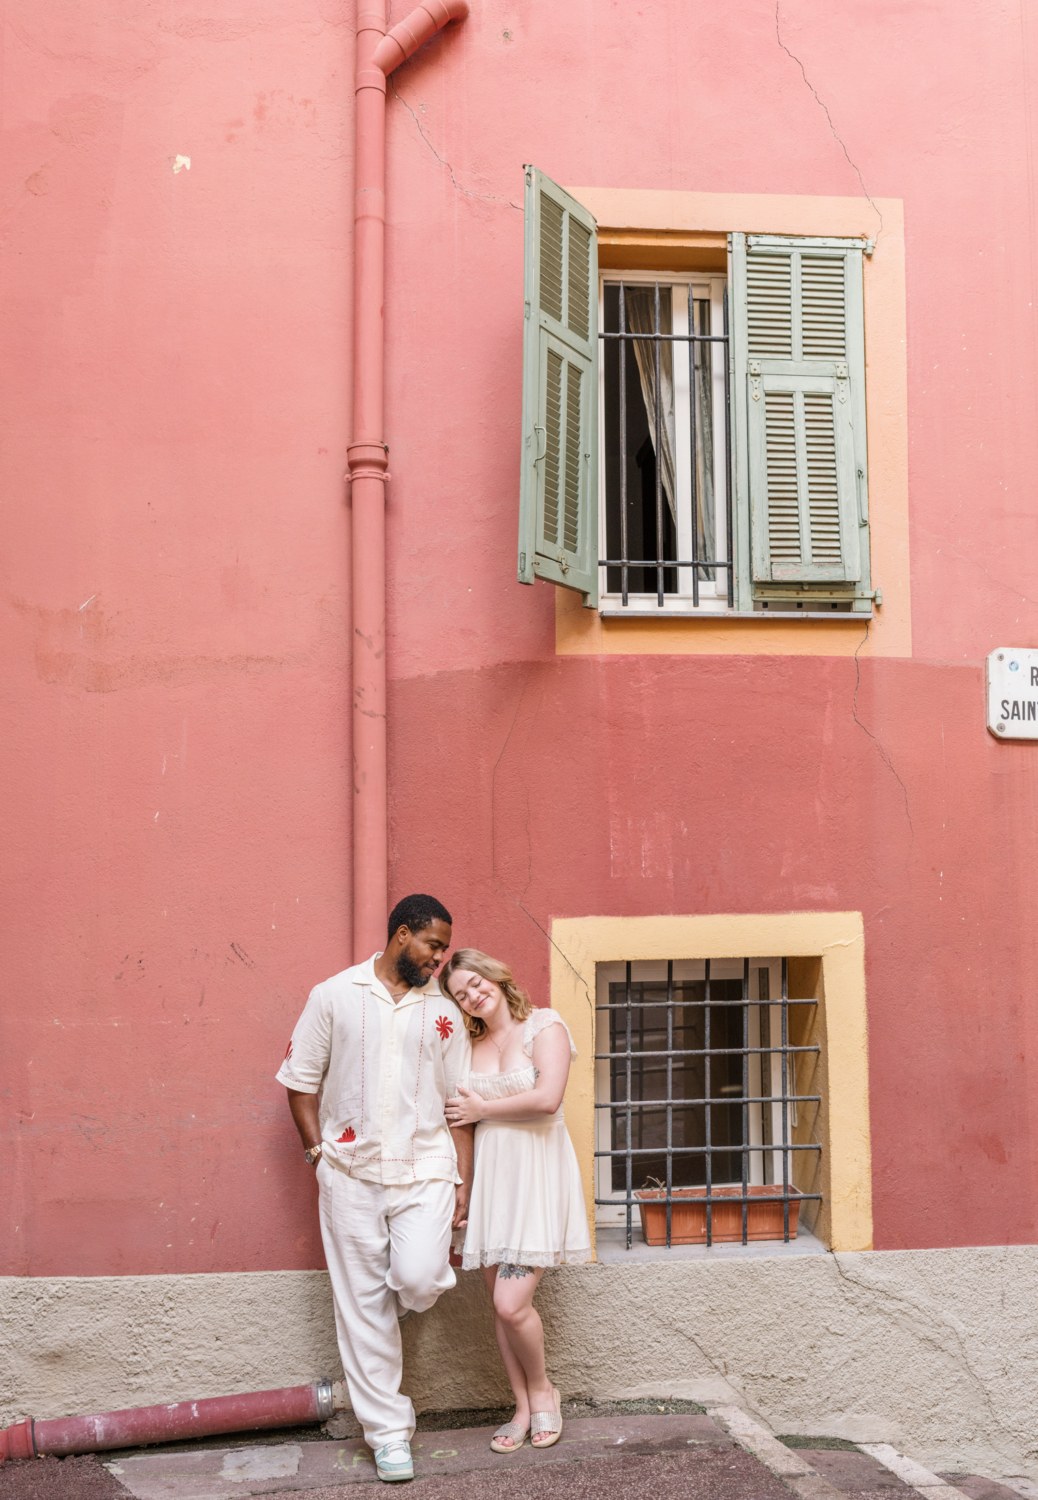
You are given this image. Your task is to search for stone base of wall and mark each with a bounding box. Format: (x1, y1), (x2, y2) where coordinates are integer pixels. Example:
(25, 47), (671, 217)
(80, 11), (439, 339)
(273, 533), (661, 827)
(3, 1246), (1037, 1480)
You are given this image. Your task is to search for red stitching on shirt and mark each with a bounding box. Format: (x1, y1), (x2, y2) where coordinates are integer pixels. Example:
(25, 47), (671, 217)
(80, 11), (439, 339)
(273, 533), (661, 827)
(350, 1154), (455, 1162)
(409, 997), (427, 1181)
(350, 986), (365, 1169)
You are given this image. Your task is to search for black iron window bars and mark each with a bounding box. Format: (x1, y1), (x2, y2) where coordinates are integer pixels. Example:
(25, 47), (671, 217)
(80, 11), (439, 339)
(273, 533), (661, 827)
(600, 281), (734, 609)
(594, 958), (822, 1249)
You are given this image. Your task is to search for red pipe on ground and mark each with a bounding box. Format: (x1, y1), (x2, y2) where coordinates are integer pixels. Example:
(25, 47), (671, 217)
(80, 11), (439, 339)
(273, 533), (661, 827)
(0, 1381), (334, 1462)
(346, 0), (468, 962)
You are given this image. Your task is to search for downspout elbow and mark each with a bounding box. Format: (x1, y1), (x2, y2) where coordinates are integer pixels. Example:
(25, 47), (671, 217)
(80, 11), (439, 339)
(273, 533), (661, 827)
(372, 0), (469, 75)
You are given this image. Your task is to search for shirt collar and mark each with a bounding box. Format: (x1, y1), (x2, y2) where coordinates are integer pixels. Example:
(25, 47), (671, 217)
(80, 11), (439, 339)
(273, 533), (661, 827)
(357, 952), (443, 1007)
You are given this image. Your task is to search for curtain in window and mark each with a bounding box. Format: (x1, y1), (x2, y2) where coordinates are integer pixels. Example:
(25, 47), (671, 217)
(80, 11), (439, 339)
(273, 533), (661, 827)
(625, 287), (677, 527)
(693, 298), (716, 579)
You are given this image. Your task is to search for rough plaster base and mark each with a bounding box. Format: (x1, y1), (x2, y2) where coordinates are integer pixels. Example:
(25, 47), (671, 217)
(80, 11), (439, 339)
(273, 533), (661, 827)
(4, 1247), (1037, 1481)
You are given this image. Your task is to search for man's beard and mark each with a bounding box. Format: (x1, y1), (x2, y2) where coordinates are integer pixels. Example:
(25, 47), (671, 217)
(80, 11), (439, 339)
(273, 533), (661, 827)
(397, 947), (429, 990)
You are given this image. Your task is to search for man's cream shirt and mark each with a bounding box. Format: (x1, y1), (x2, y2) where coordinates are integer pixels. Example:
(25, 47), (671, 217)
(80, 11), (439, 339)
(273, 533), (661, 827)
(276, 955), (471, 1184)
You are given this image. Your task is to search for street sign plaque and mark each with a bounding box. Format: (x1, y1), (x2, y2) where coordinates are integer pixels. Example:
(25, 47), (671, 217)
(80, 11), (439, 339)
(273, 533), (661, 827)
(987, 648), (1038, 739)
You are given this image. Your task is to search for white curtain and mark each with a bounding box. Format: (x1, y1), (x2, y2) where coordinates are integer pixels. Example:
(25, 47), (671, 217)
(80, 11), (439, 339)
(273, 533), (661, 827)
(693, 298), (716, 579)
(625, 287), (677, 526)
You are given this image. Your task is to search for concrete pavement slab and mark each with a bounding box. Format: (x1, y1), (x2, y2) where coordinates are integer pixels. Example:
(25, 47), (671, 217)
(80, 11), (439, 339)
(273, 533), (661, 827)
(103, 1414), (732, 1498)
(797, 1448), (918, 1495)
(276, 1446), (796, 1500)
(708, 1405), (850, 1500)
(862, 1445), (964, 1500)
(939, 1480), (1034, 1500)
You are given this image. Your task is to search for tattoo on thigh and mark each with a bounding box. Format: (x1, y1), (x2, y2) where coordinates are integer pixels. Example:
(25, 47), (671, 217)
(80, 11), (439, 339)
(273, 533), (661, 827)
(497, 1263), (535, 1280)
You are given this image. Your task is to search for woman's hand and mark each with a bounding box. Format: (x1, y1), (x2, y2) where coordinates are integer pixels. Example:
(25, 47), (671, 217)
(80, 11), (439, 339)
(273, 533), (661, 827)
(445, 1085), (485, 1127)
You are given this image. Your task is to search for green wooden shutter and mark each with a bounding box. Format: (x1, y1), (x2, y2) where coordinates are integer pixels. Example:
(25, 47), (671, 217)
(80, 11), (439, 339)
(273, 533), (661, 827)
(731, 234), (868, 588)
(517, 167), (599, 608)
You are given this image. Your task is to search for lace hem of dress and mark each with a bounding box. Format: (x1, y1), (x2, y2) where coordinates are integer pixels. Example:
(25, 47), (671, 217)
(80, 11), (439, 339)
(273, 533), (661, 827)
(461, 1246), (594, 1270)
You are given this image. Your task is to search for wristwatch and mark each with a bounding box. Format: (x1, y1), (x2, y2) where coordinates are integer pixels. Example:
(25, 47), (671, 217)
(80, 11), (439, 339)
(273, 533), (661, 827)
(304, 1142), (323, 1165)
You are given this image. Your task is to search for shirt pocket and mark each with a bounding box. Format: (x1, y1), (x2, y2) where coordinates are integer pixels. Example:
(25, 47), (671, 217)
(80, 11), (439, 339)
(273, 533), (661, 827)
(327, 1096), (362, 1146)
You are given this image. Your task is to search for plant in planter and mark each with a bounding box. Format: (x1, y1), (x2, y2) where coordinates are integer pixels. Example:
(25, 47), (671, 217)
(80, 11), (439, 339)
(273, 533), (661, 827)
(634, 1179), (803, 1246)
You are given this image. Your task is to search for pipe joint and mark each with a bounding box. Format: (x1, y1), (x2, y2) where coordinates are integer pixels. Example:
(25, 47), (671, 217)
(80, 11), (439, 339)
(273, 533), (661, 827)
(0, 1419), (35, 1463)
(347, 442), (390, 476)
(356, 67), (388, 94)
(373, 0), (469, 75)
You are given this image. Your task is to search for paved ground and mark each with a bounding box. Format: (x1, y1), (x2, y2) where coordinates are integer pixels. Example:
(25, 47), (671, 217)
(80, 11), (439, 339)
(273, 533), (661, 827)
(0, 1405), (1027, 1500)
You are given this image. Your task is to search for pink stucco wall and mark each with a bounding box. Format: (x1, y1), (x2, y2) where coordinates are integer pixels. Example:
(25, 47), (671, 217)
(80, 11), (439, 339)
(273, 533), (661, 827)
(4, 0), (1038, 1275)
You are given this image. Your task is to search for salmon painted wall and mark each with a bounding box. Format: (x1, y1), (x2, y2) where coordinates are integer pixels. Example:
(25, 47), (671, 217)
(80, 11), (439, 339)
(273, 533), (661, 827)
(4, 0), (1038, 1275)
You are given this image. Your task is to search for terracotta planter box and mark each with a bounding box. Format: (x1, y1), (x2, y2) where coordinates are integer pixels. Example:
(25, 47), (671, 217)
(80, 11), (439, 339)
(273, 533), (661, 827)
(634, 1185), (803, 1245)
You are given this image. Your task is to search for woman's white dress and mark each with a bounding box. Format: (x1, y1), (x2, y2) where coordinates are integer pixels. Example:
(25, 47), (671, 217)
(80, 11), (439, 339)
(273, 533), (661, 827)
(460, 1009), (592, 1270)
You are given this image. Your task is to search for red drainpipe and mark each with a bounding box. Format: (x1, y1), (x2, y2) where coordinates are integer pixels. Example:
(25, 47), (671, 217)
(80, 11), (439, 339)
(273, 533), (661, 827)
(0, 1382), (334, 1463)
(347, 0), (469, 960)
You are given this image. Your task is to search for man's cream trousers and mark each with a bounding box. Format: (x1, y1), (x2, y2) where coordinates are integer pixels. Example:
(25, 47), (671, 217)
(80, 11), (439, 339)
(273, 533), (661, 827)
(317, 1159), (456, 1447)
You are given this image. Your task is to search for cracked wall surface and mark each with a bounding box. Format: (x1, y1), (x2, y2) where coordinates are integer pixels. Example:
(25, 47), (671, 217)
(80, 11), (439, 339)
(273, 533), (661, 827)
(5, 1248), (1038, 1479)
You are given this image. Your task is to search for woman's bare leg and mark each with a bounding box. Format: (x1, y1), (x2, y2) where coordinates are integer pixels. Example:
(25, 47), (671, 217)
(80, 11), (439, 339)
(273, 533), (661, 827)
(491, 1266), (556, 1444)
(481, 1265), (530, 1446)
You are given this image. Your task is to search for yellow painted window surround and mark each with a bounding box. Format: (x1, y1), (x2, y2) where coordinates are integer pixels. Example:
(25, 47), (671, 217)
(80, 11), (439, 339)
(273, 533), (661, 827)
(558, 188), (909, 661)
(550, 911), (873, 1257)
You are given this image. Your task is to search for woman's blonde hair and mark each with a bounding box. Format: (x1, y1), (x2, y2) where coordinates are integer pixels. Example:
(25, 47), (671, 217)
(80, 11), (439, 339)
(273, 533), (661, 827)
(440, 948), (533, 1041)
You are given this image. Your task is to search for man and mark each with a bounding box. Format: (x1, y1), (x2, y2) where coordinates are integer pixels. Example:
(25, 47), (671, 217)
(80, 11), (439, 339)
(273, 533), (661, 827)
(277, 894), (472, 1483)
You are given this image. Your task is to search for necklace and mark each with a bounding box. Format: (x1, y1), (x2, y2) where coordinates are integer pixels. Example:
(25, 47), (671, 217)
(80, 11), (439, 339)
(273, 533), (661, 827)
(486, 1022), (516, 1056)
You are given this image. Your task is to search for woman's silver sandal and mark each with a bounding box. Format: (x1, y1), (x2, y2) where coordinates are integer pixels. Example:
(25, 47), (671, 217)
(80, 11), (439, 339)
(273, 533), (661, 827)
(490, 1421), (528, 1453)
(530, 1388), (562, 1449)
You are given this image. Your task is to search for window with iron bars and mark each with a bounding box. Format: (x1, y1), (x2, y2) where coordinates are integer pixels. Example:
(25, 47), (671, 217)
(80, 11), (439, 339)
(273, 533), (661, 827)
(517, 171), (875, 616)
(594, 958), (822, 1249)
(601, 274), (733, 614)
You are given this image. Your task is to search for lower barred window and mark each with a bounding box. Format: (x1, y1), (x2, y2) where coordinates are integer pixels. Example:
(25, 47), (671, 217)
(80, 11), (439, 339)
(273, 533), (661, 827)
(594, 958), (821, 1248)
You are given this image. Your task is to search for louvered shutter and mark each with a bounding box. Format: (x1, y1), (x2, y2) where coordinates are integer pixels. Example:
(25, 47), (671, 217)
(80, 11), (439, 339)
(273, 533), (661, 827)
(731, 234), (867, 585)
(517, 167), (598, 607)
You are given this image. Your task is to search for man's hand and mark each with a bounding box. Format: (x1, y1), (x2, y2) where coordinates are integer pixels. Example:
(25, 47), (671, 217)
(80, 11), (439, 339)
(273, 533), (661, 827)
(447, 1120), (474, 1233)
(452, 1181), (470, 1229)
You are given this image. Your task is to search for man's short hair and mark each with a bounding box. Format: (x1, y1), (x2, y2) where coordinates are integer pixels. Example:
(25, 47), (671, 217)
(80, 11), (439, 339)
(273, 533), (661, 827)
(387, 894), (452, 943)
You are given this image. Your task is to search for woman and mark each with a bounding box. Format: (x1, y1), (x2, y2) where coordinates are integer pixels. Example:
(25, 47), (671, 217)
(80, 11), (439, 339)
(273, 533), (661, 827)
(442, 949), (591, 1454)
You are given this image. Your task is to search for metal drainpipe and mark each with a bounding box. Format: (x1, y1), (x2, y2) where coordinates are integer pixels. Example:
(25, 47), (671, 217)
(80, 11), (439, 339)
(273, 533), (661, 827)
(346, 0), (468, 961)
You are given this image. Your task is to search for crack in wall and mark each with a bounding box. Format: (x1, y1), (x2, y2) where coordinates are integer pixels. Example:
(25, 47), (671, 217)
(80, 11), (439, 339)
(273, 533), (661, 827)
(852, 623), (913, 840)
(775, 2), (884, 243)
(829, 1252), (1006, 1438)
(390, 83), (522, 211)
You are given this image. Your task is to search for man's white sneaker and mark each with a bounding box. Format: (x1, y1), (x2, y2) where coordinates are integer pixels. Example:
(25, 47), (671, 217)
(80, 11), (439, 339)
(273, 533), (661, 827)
(374, 1440), (414, 1482)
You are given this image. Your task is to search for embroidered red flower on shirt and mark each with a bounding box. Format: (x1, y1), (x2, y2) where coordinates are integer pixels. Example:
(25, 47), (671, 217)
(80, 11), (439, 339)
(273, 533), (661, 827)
(336, 1127), (356, 1144)
(435, 1015), (454, 1041)
(284, 1041), (293, 1061)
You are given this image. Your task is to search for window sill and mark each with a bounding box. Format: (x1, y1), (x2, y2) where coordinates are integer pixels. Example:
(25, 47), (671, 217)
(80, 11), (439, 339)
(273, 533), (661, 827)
(594, 1224), (828, 1263)
(598, 605), (873, 622)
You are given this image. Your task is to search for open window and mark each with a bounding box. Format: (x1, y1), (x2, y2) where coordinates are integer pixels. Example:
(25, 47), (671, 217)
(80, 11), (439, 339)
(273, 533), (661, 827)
(517, 168), (875, 616)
